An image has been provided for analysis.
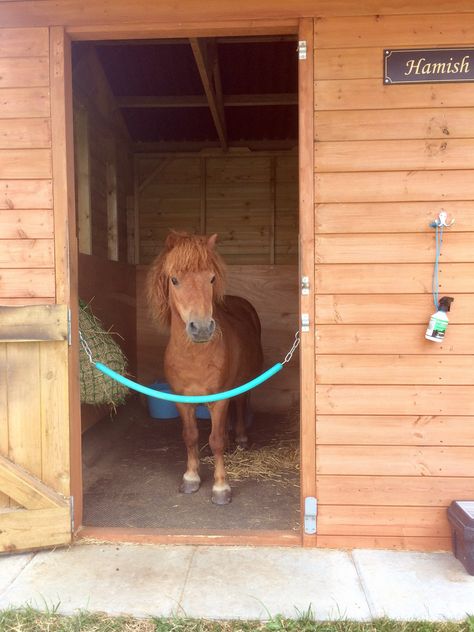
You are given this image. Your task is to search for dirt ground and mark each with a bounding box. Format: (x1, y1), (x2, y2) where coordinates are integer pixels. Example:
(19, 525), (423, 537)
(82, 397), (300, 530)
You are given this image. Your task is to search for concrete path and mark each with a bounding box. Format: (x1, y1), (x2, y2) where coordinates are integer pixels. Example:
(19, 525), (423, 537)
(0, 544), (473, 621)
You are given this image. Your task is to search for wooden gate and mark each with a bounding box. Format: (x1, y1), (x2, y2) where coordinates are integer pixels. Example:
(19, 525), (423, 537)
(0, 305), (71, 552)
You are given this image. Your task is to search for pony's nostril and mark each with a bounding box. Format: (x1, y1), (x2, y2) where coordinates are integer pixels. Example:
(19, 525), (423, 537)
(189, 321), (198, 332)
(209, 319), (216, 332)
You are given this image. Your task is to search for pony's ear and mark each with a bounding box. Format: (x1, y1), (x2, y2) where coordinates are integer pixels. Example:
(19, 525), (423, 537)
(165, 230), (182, 250)
(207, 233), (218, 250)
(146, 254), (170, 327)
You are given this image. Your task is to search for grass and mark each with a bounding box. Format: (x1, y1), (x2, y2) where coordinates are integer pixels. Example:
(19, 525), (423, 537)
(0, 608), (473, 632)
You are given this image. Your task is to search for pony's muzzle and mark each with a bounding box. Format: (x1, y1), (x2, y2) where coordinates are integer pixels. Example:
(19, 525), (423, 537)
(187, 318), (216, 343)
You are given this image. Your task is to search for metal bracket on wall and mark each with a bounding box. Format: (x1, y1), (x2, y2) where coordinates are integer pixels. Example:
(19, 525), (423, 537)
(304, 496), (318, 534)
(301, 276), (310, 295)
(298, 40), (307, 60)
(301, 313), (310, 332)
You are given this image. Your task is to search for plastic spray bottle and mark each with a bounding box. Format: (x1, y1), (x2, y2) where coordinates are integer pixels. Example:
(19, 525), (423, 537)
(425, 296), (454, 343)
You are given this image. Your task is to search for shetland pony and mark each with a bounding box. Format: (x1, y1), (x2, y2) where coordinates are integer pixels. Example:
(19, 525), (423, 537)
(147, 231), (263, 505)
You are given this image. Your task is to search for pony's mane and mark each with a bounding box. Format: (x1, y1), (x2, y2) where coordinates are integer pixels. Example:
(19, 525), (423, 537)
(146, 232), (226, 327)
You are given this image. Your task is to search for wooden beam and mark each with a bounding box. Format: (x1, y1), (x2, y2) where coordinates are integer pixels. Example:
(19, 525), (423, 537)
(117, 93), (298, 108)
(133, 140), (298, 153)
(0, 455), (68, 510)
(0, 506), (71, 552)
(0, 305), (68, 342)
(189, 38), (227, 150)
(93, 35), (297, 46)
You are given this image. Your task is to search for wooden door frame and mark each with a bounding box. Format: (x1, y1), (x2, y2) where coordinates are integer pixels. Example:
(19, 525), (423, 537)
(63, 17), (316, 547)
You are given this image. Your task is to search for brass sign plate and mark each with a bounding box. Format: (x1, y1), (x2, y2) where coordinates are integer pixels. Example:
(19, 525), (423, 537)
(384, 48), (474, 84)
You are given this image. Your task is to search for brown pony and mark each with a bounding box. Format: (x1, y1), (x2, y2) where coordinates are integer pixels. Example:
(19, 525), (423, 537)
(147, 231), (263, 505)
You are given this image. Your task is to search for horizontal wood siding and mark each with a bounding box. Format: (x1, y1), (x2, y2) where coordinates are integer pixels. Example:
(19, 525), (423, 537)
(0, 27), (54, 305)
(314, 11), (474, 550)
(137, 152), (298, 265)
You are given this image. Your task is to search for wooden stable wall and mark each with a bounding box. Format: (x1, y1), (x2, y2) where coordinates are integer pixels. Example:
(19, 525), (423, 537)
(313, 12), (474, 550)
(136, 152), (298, 265)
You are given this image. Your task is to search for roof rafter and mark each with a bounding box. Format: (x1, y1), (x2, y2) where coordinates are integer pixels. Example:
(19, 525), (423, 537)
(189, 37), (227, 151)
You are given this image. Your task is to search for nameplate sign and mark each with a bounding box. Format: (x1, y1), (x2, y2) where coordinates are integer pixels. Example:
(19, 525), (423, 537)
(384, 48), (474, 84)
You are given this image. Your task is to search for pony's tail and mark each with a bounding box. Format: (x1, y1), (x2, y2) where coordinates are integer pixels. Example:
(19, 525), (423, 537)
(146, 253), (170, 328)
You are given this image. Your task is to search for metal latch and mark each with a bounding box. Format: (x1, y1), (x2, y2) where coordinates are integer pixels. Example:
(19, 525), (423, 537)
(301, 276), (310, 296)
(298, 40), (307, 60)
(67, 307), (72, 346)
(304, 497), (317, 534)
(301, 312), (310, 332)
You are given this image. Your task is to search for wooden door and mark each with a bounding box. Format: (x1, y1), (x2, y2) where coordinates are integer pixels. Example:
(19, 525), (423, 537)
(0, 305), (72, 552)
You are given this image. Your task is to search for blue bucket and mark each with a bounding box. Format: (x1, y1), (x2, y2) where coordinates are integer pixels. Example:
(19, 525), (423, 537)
(147, 381), (211, 420)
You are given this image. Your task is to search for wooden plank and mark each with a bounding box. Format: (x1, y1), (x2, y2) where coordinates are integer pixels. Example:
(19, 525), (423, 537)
(317, 475), (474, 506)
(0, 180), (52, 209)
(316, 386), (474, 416)
(73, 107), (92, 254)
(316, 325), (474, 355)
(315, 139), (474, 172)
(315, 201), (474, 233)
(0, 506), (70, 553)
(0, 269), (55, 298)
(0, 87), (50, 118)
(314, 47), (382, 80)
(0, 28), (48, 57)
(0, 239), (54, 268)
(0, 118), (51, 149)
(316, 415), (474, 445)
(0, 209), (53, 239)
(0, 454), (67, 509)
(318, 506), (449, 537)
(40, 342), (70, 496)
(315, 109), (474, 141)
(106, 145), (118, 261)
(315, 294), (474, 324)
(315, 233), (474, 264)
(315, 79), (474, 111)
(0, 149), (51, 178)
(316, 535), (450, 552)
(314, 170), (474, 203)
(315, 13), (474, 48)
(314, 263), (474, 294)
(0, 1), (472, 29)
(6, 343), (42, 478)
(317, 355), (474, 385)
(0, 57), (49, 88)
(0, 344), (8, 508)
(0, 305), (67, 342)
(117, 93), (298, 108)
(316, 444), (474, 476)
(298, 17), (315, 547)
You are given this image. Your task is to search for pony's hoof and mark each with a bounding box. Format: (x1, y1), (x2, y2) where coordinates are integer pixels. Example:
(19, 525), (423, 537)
(211, 487), (232, 505)
(235, 437), (249, 450)
(180, 477), (200, 494)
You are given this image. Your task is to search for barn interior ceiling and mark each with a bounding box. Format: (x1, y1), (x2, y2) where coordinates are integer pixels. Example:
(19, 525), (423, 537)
(73, 37), (298, 150)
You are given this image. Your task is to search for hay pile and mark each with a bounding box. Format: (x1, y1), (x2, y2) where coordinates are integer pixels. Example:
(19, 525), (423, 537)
(79, 300), (129, 408)
(202, 436), (299, 485)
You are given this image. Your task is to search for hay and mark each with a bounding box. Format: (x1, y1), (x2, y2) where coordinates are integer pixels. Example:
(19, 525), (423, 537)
(202, 437), (299, 484)
(79, 300), (129, 408)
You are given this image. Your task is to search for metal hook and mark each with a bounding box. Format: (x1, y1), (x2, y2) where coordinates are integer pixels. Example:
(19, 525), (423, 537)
(434, 210), (455, 228)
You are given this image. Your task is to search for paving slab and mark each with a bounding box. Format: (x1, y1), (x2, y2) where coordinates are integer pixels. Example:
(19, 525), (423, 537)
(0, 543), (195, 617)
(0, 553), (33, 597)
(353, 549), (474, 621)
(180, 546), (371, 620)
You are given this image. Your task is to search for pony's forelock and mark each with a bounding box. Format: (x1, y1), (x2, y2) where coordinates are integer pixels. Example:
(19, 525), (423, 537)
(147, 232), (226, 326)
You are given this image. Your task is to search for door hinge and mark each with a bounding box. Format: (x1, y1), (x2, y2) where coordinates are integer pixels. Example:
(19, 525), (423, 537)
(298, 40), (307, 60)
(67, 307), (72, 346)
(301, 312), (310, 332)
(304, 496), (318, 535)
(70, 496), (75, 532)
(301, 275), (310, 296)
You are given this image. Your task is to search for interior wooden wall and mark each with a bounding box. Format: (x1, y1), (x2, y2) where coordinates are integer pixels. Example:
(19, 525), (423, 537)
(136, 152), (298, 265)
(73, 47), (133, 263)
(313, 11), (474, 550)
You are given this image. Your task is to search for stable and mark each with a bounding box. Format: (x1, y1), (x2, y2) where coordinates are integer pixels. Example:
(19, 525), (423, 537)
(0, 0), (474, 554)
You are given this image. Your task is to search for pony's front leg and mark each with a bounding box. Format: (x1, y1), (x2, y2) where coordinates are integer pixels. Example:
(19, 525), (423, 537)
(176, 403), (201, 494)
(209, 399), (231, 505)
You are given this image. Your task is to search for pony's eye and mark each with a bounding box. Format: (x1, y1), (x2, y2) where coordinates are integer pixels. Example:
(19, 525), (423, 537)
(171, 277), (179, 286)
(210, 275), (216, 284)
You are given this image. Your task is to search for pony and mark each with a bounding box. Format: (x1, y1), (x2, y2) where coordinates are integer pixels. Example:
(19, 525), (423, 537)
(147, 231), (263, 505)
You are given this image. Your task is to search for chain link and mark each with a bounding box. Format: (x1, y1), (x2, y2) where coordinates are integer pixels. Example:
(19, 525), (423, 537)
(79, 329), (95, 364)
(282, 330), (300, 364)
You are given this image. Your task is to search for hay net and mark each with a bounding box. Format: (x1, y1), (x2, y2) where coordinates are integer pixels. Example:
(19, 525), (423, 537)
(79, 300), (129, 407)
